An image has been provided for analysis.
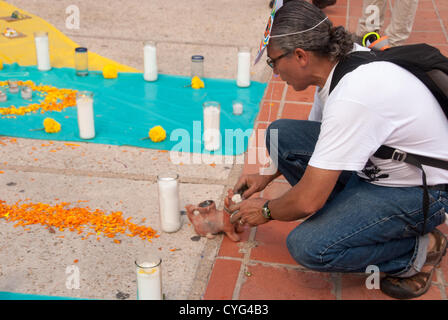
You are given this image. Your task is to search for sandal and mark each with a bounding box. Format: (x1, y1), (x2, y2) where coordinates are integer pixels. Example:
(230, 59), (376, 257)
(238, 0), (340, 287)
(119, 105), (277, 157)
(380, 228), (447, 299)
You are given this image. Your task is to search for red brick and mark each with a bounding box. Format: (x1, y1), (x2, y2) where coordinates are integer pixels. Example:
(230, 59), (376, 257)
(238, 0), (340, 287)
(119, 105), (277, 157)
(327, 16), (347, 28)
(438, 9), (448, 24)
(239, 264), (336, 300)
(417, 1), (436, 10)
(264, 81), (286, 101)
(285, 85), (315, 103)
(251, 220), (300, 265)
(257, 101), (280, 122)
(412, 19), (443, 32)
(218, 227), (253, 258)
(323, 6), (348, 17)
(435, 0), (448, 10)
(280, 103), (312, 120)
(334, 0), (347, 6)
(415, 9), (439, 20)
(203, 259), (241, 300)
(406, 31), (448, 45)
(349, 4), (363, 18)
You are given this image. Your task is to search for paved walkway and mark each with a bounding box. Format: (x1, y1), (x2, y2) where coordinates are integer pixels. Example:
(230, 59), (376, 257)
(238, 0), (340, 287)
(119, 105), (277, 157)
(204, 0), (448, 300)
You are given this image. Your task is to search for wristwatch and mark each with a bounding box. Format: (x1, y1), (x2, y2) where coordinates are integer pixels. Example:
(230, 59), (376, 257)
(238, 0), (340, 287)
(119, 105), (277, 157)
(261, 200), (273, 220)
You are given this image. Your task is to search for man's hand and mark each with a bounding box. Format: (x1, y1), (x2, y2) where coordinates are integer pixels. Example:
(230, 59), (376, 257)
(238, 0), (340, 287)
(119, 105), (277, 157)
(225, 197), (270, 227)
(232, 173), (276, 200)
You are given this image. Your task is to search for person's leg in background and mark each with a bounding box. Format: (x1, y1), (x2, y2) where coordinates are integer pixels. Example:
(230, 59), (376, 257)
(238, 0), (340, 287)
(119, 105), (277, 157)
(385, 0), (418, 46)
(356, 0), (387, 38)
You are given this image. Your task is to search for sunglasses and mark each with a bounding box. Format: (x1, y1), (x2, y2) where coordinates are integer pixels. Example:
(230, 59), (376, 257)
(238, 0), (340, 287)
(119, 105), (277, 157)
(266, 51), (292, 68)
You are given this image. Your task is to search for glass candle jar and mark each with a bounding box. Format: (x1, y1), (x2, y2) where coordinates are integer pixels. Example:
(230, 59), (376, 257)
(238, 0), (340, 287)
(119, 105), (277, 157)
(34, 32), (51, 71)
(0, 90), (7, 102)
(76, 91), (95, 139)
(135, 257), (162, 300)
(191, 55), (204, 78)
(8, 80), (19, 94)
(157, 173), (181, 233)
(143, 41), (158, 81)
(21, 86), (32, 100)
(203, 101), (221, 151)
(75, 47), (88, 76)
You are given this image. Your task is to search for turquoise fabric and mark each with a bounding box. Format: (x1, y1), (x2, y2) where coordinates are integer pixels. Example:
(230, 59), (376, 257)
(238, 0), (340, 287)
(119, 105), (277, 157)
(0, 63), (266, 155)
(0, 290), (83, 300)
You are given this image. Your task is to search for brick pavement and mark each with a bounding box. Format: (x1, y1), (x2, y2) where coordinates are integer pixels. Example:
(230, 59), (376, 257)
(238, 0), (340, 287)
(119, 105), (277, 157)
(204, 0), (448, 300)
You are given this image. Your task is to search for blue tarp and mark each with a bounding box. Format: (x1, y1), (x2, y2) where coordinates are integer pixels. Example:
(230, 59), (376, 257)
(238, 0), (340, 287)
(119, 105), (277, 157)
(0, 63), (266, 155)
(0, 290), (82, 300)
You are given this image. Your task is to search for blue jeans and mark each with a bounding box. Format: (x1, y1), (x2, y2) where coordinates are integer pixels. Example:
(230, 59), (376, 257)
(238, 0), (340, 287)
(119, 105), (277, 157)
(266, 119), (448, 276)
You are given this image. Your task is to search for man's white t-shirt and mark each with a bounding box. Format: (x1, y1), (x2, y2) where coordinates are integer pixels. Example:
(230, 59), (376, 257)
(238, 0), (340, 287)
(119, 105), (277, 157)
(309, 43), (370, 122)
(308, 61), (448, 187)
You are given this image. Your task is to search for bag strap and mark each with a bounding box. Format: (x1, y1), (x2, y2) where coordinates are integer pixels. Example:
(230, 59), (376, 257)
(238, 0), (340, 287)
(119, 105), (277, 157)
(374, 145), (448, 171)
(374, 145), (448, 235)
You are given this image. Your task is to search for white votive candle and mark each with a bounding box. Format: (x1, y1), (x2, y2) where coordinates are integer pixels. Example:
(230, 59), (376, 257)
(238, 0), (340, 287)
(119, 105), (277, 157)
(34, 32), (51, 71)
(0, 91), (7, 102)
(143, 41), (158, 81)
(8, 80), (19, 94)
(21, 86), (32, 100)
(232, 193), (242, 204)
(76, 91), (95, 139)
(237, 47), (251, 88)
(135, 259), (162, 300)
(233, 101), (243, 115)
(203, 101), (221, 151)
(157, 173), (181, 233)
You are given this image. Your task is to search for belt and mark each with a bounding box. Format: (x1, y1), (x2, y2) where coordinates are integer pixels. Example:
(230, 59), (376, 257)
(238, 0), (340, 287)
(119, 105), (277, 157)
(427, 184), (448, 192)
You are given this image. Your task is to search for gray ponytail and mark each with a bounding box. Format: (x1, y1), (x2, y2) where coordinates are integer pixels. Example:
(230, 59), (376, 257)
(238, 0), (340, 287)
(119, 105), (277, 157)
(270, 0), (353, 61)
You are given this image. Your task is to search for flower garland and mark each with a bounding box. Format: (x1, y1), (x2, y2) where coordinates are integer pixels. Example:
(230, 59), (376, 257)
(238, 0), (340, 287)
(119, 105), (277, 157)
(0, 199), (159, 242)
(0, 80), (77, 116)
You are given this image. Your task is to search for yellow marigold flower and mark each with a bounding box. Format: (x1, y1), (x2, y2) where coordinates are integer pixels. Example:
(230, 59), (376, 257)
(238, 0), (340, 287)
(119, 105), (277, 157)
(43, 118), (61, 133)
(103, 64), (118, 79)
(191, 76), (204, 89)
(148, 125), (166, 143)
